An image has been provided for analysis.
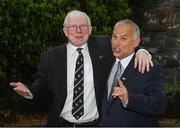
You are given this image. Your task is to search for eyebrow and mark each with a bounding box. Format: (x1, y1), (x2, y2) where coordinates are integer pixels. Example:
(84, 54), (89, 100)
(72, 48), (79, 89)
(112, 33), (128, 37)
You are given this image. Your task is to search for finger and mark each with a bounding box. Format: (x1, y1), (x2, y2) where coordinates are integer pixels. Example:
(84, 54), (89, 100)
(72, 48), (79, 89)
(17, 91), (28, 97)
(141, 59), (145, 74)
(112, 90), (121, 96)
(10, 82), (18, 87)
(113, 87), (125, 95)
(117, 79), (124, 87)
(150, 59), (154, 67)
(14, 88), (30, 97)
(112, 89), (124, 96)
(113, 87), (121, 91)
(134, 57), (137, 69)
(119, 96), (123, 101)
(10, 82), (23, 87)
(138, 58), (142, 73)
(146, 59), (150, 72)
(14, 87), (24, 92)
(13, 84), (25, 92)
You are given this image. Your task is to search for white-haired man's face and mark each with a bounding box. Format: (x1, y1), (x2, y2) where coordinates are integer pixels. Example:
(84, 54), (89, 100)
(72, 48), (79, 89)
(111, 24), (140, 59)
(63, 15), (92, 47)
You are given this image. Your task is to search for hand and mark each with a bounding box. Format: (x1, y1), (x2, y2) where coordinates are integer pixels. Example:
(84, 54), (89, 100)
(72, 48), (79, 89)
(10, 82), (31, 97)
(112, 79), (128, 104)
(134, 50), (154, 74)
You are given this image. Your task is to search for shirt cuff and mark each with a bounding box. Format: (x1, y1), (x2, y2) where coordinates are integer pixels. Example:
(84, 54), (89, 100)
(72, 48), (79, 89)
(122, 100), (128, 108)
(136, 49), (152, 60)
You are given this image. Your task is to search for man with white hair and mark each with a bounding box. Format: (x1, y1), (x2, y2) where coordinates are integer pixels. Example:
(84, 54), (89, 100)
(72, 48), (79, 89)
(101, 19), (166, 127)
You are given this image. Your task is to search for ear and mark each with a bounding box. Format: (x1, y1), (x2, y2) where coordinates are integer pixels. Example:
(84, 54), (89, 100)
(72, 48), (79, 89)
(134, 37), (140, 48)
(63, 28), (68, 37)
(88, 26), (92, 35)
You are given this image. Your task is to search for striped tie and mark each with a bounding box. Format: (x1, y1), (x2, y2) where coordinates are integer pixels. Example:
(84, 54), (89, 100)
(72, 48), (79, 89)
(72, 48), (84, 120)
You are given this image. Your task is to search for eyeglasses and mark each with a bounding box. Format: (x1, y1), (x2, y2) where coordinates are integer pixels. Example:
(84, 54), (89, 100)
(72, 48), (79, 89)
(64, 24), (89, 31)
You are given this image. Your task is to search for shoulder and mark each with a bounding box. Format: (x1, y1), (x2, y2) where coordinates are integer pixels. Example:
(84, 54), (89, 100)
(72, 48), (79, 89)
(151, 64), (163, 72)
(42, 44), (66, 56)
(39, 44), (66, 62)
(90, 35), (111, 40)
(133, 63), (163, 76)
(90, 35), (110, 45)
(143, 64), (163, 76)
(88, 35), (111, 50)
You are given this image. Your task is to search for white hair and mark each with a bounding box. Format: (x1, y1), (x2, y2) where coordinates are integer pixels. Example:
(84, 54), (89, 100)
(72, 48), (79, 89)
(114, 19), (140, 39)
(63, 10), (91, 27)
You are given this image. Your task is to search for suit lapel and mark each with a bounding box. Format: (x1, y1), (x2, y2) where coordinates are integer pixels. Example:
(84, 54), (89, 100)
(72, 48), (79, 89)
(54, 44), (67, 98)
(121, 55), (136, 83)
(87, 37), (100, 97)
(88, 36), (110, 111)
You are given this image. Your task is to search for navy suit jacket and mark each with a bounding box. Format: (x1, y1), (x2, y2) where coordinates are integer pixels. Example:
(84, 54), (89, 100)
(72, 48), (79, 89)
(102, 55), (166, 127)
(28, 35), (114, 126)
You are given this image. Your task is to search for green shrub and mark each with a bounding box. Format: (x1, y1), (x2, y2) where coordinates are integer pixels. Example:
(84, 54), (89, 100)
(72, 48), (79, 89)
(0, 0), (132, 83)
(0, 109), (11, 125)
(164, 83), (180, 117)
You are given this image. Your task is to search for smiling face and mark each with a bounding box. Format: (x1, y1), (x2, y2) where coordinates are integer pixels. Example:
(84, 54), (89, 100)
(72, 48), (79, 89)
(63, 14), (92, 47)
(111, 23), (140, 59)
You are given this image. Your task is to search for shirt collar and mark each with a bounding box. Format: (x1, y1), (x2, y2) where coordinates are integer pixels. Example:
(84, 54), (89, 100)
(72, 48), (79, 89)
(115, 52), (135, 69)
(67, 42), (87, 55)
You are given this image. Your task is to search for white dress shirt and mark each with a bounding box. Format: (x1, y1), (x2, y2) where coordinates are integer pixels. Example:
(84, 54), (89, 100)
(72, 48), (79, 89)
(60, 42), (99, 123)
(107, 52), (135, 100)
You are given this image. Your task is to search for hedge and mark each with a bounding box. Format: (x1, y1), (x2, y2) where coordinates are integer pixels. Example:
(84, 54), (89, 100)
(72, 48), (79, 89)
(0, 0), (151, 124)
(0, 0), (133, 82)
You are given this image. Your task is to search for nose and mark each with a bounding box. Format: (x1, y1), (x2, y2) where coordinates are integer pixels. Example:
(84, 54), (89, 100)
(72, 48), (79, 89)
(76, 26), (82, 33)
(113, 39), (121, 46)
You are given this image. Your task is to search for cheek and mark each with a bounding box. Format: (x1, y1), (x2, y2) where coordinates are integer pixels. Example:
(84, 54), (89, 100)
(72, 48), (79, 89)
(111, 41), (115, 46)
(82, 33), (90, 40)
(111, 41), (118, 47)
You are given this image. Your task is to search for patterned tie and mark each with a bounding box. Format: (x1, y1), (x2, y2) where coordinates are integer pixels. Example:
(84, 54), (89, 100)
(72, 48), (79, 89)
(72, 48), (84, 120)
(109, 61), (122, 101)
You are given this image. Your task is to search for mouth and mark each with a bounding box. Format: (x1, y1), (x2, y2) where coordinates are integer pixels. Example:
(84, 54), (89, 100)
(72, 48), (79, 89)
(75, 35), (83, 39)
(113, 48), (121, 52)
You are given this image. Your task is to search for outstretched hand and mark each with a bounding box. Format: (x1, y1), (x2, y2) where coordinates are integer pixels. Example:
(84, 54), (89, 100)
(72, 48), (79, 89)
(10, 82), (31, 97)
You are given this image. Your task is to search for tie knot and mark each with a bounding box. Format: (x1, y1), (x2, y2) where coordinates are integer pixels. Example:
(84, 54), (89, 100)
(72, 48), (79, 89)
(117, 61), (122, 75)
(117, 61), (122, 66)
(77, 48), (83, 53)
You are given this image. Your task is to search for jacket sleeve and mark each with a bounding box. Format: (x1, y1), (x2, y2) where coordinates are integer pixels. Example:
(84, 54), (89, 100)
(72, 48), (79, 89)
(28, 52), (50, 102)
(126, 65), (167, 116)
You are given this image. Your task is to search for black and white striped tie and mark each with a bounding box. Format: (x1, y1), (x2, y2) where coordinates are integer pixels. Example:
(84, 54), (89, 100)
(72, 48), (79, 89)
(72, 48), (84, 120)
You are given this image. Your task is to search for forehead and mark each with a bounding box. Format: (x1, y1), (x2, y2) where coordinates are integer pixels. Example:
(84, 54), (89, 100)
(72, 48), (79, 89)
(68, 15), (87, 25)
(113, 24), (134, 35)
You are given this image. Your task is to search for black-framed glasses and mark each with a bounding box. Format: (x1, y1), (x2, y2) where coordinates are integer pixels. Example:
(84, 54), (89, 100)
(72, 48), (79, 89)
(65, 24), (89, 31)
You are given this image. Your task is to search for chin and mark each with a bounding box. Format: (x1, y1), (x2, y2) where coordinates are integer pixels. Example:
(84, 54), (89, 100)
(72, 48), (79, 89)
(114, 53), (123, 59)
(113, 53), (119, 58)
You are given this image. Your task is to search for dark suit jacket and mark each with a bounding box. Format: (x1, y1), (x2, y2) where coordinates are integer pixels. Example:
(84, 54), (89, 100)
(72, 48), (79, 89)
(102, 55), (166, 127)
(28, 35), (114, 126)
